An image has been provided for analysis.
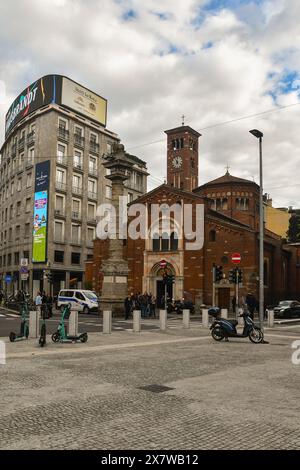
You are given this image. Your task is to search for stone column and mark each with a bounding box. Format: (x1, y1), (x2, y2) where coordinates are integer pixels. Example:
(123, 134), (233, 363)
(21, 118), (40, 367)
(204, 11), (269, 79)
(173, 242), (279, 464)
(100, 145), (134, 316)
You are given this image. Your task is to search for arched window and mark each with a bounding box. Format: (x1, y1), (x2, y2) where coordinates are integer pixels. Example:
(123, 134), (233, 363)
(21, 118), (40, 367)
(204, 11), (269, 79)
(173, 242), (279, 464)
(170, 231), (178, 251)
(209, 230), (216, 242)
(153, 233), (160, 252)
(180, 138), (184, 149)
(162, 232), (169, 251)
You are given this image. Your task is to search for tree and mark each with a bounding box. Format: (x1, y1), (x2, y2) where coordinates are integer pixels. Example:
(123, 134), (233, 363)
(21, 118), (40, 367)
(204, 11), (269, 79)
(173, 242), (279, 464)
(287, 215), (300, 242)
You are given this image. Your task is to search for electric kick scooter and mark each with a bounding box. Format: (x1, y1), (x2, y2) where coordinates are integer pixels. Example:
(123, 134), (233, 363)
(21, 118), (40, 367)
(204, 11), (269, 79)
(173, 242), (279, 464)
(51, 303), (88, 343)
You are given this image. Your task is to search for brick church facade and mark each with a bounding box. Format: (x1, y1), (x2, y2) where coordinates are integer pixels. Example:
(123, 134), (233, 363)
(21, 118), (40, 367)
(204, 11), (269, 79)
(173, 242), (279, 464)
(86, 124), (300, 309)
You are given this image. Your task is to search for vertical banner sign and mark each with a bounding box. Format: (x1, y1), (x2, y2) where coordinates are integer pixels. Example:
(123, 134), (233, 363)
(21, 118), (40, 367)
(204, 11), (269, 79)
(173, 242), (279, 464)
(32, 161), (50, 263)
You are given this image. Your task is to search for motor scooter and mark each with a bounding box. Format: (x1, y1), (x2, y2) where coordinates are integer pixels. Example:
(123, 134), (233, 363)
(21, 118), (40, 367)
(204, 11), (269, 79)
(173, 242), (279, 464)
(209, 307), (264, 343)
(51, 304), (88, 344)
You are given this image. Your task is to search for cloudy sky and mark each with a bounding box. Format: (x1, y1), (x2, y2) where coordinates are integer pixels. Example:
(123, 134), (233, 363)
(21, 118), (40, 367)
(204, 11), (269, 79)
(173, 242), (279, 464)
(0, 0), (299, 207)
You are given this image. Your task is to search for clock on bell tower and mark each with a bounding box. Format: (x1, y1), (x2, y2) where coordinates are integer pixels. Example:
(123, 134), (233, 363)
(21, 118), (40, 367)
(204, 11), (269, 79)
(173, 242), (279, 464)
(164, 124), (201, 192)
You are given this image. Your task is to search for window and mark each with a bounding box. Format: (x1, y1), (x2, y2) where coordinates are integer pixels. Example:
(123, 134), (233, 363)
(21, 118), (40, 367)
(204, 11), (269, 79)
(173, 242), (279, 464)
(71, 252), (81, 264)
(74, 150), (83, 169)
(236, 198), (249, 211)
(9, 205), (13, 219)
(55, 195), (65, 214)
(54, 250), (64, 263)
(105, 185), (112, 199)
(5, 208), (7, 222)
(56, 168), (66, 183)
(58, 118), (68, 130)
(87, 227), (95, 242)
(54, 221), (64, 242)
(106, 168), (111, 176)
(73, 174), (81, 188)
(71, 224), (80, 244)
(16, 225), (20, 239)
(107, 142), (113, 154)
(72, 199), (81, 218)
(75, 291), (85, 300)
(209, 230), (216, 242)
(74, 125), (83, 137)
(11, 182), (14, 195)
(89, 156), (97, 174)
(90, 132), (98, 144)
(25, 197), (31, 212)
(172, 138), (184, 150)
(3, 255), (6, 266)
(161, 232), (169, 251)
(30, 122), (36, 133)
(9, 228), (12, 241)
(16, 201), (21, 216)
(127, 192), (133, 203)
(14, 252), (19, 265)
(25, 223), (30, 238)
(153, 233), (160, 252)
(23, 250), (29, 259)
(27, 147), (34, 164)
(26, 173), (32, 188)
(57, 144), (67, 164)
(170, 231), (178, 251)
(17, 178), (22, 191)
(7, 253), (11, 266)
(87, 203), (96, 220)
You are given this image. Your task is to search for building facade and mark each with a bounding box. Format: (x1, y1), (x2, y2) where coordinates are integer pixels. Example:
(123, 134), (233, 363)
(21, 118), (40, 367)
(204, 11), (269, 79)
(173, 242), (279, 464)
(86, 123), (300, 308)
(0, 75), (147, 296)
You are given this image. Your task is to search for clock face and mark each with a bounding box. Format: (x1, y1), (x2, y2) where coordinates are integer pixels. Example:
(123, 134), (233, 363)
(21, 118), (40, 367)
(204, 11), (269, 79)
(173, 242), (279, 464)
(172, 155), (182, 169)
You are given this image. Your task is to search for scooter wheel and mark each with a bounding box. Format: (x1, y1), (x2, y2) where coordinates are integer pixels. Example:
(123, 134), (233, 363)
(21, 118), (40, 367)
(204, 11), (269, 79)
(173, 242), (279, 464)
(9, 332), (16, 342)
(249, 327), (264, 344)
(51, 331), (60, 343)
(211, 326), (225, 341)
(39, 324), (46, 347)
(80, 333), (88, 343)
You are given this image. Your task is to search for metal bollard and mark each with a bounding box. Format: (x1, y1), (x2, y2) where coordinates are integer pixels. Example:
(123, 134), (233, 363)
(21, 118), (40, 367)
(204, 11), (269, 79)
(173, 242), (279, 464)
(68, 310), (78, 336)
(202, 308), (209, 328)
(159, 309), (167, 331)
(133, 310), (141, 333)
(221, 308), (228, 319)
(267, 309), (274, 328)
(29, 310), (40, 338)
(183, 309), (190, 329)
(103, 310), (112, 334)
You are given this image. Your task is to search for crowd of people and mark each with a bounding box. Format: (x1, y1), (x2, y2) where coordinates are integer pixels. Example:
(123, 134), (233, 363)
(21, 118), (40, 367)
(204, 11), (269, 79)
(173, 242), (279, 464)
(124, 292), (156, 320)
(35, 291), (53, 318)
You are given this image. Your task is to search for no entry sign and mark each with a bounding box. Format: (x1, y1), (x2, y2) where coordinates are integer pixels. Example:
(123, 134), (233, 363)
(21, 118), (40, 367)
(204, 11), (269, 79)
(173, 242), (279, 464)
(231, 253), (241, 264)
(159, 259), (167, 268)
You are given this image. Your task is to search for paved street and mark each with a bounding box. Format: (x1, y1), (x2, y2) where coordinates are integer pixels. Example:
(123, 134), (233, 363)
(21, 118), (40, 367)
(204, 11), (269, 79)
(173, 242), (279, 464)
(1, 323), (300, 450)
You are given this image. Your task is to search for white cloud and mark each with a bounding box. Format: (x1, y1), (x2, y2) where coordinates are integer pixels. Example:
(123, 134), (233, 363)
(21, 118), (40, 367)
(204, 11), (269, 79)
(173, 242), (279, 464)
(0, 0), (299, 207)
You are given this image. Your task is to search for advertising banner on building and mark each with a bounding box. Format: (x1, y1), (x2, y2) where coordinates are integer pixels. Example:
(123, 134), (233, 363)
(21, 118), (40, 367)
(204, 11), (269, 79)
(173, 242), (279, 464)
(61, 77), (107, 126)
(5, 74), (107, 138)
(32, 161), (50, 263)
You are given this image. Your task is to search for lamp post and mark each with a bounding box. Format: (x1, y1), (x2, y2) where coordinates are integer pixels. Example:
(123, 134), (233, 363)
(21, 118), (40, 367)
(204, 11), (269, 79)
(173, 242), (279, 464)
(249, 129), (264, 330)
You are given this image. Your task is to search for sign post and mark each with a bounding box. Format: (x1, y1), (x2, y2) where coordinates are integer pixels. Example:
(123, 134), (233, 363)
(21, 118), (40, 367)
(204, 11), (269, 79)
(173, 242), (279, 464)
(231, 253), (241, 318)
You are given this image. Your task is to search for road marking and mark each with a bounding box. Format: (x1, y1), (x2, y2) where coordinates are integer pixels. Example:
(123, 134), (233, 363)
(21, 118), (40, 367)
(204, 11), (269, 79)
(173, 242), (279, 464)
(6, 313), (19, 318)
(0, 314), (4, 317)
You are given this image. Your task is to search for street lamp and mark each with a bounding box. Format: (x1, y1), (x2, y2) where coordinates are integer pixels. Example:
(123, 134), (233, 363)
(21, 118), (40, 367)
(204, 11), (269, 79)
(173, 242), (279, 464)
(249, 129), (264, 330)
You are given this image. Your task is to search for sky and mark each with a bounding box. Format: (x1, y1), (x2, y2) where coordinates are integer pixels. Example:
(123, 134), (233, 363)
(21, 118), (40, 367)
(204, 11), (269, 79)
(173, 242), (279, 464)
(0, 0), (299, 207)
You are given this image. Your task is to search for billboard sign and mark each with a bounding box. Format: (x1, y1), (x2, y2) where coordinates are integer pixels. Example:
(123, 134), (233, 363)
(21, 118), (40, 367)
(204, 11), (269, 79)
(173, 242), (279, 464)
(5, 75), (107, 138)
(32, 161), (50, 263)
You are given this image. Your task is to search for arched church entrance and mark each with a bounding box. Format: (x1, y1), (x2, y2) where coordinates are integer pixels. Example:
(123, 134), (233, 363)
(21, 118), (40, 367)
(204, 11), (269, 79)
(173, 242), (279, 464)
(150, 262), (176, 308)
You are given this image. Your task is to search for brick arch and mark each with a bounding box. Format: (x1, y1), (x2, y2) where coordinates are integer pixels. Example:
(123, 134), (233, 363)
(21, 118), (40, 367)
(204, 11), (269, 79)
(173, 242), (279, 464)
(150, 261), (179, 277)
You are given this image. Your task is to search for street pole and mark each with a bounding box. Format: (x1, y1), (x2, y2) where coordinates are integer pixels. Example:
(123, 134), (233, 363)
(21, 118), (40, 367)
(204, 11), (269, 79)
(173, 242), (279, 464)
(250, 129), (264, 331)
(165, 282), (167, 311)
(212, 265), (216, 306)
(235, 268), (239, 320)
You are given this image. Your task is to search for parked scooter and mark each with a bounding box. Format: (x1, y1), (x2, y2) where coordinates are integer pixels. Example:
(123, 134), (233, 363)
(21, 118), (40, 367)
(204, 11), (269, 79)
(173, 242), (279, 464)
(209, 307), (264, 343)
(9, 301), (29, 342)
(51, 304), (88, 343)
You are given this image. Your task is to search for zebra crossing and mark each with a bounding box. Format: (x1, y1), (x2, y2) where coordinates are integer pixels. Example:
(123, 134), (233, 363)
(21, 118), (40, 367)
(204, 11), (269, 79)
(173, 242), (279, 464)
(0, 311), (20, 319)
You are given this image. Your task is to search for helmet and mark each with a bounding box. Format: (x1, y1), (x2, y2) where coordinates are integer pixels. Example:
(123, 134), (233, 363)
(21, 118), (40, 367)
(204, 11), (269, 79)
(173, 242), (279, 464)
(208, 307), (221, 317)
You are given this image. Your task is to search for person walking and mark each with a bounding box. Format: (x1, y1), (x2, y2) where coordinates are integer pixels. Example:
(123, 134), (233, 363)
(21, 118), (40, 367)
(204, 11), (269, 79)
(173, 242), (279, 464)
(35, 291), (42, 317)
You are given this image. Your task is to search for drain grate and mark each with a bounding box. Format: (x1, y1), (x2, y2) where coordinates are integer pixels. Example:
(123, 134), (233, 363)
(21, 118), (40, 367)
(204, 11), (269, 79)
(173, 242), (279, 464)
(139, 384), (175, 393)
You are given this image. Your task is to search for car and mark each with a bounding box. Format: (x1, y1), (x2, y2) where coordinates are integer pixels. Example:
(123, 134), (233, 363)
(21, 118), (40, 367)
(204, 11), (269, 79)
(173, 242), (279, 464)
(57, 289), (99, 314)
(273, 300), (300, 319)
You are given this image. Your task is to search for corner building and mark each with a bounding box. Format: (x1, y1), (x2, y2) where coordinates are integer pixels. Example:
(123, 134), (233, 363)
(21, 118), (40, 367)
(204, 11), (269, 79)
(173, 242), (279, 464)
(0, 75), (147, 296)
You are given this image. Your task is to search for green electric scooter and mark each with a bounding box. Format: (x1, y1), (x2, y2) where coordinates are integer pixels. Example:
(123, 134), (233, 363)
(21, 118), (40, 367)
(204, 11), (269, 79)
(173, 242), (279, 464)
(9, 301), (29, 342)
(51, 303), (88, 344)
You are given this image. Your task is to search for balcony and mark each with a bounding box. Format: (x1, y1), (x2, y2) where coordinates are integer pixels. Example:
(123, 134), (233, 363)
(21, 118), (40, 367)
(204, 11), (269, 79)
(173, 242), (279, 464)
(73, 161), (83, 171)
(87, 217), (97, 226)
(56, 155), (67, 166)
(74, 134), (85, 149)
(88, 166), (98, 177)
(25, 159), (33, 169)
(27, 131), (35, 146)
(18, 137), (25, 151)
(72, 186), (82, 196)
(55, 181), (67, 192)
(89, 141), (99, 154)
(88, 191), (98, 200)
(72, 211), (81, 220)
(54, 209), (65, 218)
(57, 127), (69, 142)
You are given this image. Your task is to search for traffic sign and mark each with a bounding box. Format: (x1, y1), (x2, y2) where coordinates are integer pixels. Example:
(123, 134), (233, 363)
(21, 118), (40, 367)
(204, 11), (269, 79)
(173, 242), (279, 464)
(5, 274), (12, 283)
(231, 253), (241, 264)
(20, 266), (29, 274)
(159, 259), (167, 268)
(20, 258), (28, 267)
(21, 273), (29, 281)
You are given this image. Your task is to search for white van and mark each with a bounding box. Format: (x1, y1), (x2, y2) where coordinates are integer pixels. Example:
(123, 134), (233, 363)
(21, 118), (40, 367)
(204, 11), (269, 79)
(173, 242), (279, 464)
(57, 289), (99, 314)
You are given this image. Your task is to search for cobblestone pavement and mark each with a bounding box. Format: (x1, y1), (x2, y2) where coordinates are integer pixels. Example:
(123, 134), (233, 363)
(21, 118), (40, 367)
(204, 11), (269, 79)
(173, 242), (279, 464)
(0, 326), (300, 450)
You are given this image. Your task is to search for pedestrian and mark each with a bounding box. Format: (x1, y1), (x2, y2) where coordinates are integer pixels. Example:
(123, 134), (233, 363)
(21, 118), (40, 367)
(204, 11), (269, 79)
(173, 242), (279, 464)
(124, 296), (131, 320)
(35, 291), (42, 317)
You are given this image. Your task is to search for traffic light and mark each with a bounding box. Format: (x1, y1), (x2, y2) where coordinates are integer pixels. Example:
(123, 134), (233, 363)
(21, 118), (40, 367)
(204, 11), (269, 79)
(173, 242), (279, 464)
(237, 268), (243, 284)
(215, 265), (223, 282)
(167, 274), (175, 285)
(46, 272), (53, 284)
(229, 269), (237, 284)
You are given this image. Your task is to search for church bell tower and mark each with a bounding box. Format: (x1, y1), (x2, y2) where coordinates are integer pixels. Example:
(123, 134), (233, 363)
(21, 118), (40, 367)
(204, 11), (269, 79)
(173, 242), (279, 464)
(164, 123), (201, 192)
